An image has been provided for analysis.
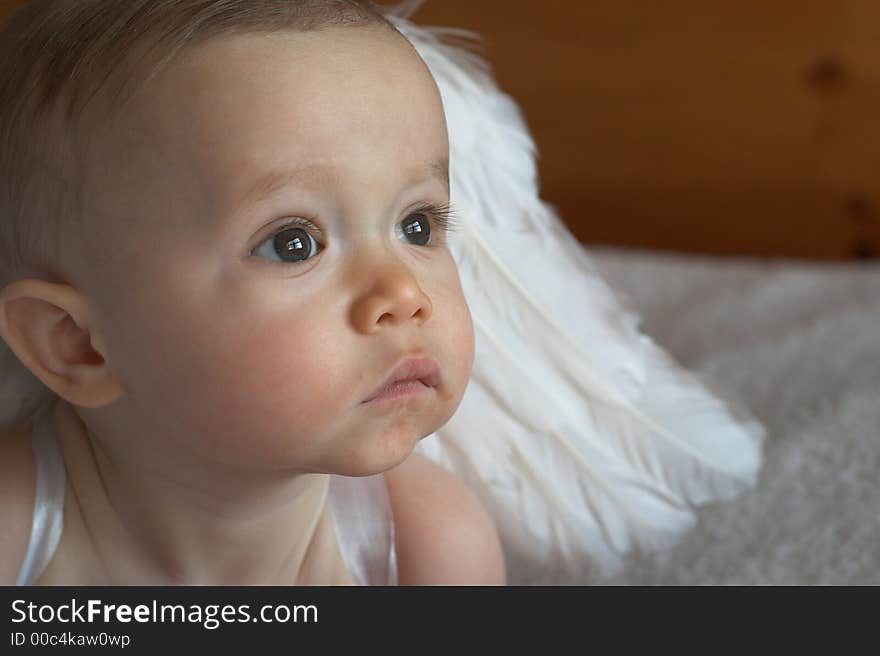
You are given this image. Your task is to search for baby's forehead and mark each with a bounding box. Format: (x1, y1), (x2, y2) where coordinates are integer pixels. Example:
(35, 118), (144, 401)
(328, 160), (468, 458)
(123, 28), (428, 147)
(77, 24), (447, 225)
(164, 24), (419, 85)
(92, 23), (420, 128)
(92, 23), (439, 156)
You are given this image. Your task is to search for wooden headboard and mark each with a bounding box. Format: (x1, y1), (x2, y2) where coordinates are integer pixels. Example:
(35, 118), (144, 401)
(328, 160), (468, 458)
(3, 0), (877, 260)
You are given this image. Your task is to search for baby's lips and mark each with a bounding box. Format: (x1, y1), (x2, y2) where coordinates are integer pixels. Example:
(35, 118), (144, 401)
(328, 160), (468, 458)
(363, 354), (441, 403)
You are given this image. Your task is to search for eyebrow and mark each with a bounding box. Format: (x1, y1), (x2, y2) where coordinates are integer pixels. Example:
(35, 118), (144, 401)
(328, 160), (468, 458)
(237, 155), (450, 211)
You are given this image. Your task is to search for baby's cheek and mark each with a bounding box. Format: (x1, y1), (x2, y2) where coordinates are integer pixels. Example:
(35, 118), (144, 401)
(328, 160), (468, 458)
(456, 297), (476, 379)
(439, 274), (475, 372)
(193, 318), (346, 456)
(124, 303), (343, 466)
(429, 284), (475, 425)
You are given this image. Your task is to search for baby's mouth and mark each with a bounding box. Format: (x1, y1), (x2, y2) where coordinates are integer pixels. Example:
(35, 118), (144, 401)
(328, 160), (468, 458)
(362, 355), (441, 404)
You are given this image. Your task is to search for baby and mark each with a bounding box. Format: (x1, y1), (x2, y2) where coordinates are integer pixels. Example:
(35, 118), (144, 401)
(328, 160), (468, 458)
(0, 0), (505, 585)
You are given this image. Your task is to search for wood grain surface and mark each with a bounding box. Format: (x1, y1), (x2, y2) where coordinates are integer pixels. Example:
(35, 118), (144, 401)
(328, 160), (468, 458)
(407, 1), (880, 260)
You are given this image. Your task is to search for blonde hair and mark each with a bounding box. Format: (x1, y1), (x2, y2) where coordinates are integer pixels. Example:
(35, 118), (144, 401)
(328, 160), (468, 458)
(0, 0), (402, 426)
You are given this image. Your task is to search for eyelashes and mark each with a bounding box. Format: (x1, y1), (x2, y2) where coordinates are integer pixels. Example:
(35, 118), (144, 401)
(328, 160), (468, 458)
(413, 201), (461, 236)
(251, 201), (462, 266)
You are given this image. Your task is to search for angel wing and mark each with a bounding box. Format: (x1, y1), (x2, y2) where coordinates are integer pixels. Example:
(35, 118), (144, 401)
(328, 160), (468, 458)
(383, 2), (767, 583)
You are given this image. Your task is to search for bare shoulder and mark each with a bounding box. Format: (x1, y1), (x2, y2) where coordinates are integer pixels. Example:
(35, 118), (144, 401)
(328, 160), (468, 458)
(0, 420), (36, 585)
(383, 452), (505, 586)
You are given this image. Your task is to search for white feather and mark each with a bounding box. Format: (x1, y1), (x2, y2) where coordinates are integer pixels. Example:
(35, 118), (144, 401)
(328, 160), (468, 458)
(385, 4), (767, 582)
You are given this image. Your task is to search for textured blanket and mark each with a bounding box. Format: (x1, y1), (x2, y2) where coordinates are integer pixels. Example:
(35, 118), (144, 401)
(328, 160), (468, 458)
(584, 245), (880, 585)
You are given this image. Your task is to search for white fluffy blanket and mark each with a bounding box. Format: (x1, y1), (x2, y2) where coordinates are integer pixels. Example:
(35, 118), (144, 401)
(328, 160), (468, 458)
(582, 246), (880, 585)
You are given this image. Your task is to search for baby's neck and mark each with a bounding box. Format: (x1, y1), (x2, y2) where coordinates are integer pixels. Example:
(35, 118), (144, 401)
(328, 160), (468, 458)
(52, 399), (330, 585)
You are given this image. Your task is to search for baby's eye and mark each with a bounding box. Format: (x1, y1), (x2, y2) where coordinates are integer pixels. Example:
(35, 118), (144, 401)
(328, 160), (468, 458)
(251, 221), (322, 265)
(251, 205), (456, 266)
(396, 212), (432, 246)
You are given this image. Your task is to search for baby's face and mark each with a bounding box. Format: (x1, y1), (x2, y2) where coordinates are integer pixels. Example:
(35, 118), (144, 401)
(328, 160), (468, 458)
(73, 25), (474, 476)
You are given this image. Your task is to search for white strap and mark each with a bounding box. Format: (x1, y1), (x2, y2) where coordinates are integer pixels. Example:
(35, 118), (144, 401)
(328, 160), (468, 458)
(326, 473), (398, 586)
(16, 401), (65, 586)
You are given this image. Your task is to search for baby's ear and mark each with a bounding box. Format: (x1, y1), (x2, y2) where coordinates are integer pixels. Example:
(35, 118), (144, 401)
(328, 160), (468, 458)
(0, 280), (125, 409)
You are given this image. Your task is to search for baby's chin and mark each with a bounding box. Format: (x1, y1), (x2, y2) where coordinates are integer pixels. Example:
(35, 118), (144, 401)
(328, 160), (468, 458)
(319, 384), (462, 477)
(314, 420), (442, 478)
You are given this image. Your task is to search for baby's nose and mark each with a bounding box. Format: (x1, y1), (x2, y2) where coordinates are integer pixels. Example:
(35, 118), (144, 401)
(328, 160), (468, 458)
(349, 264), (432, 335)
